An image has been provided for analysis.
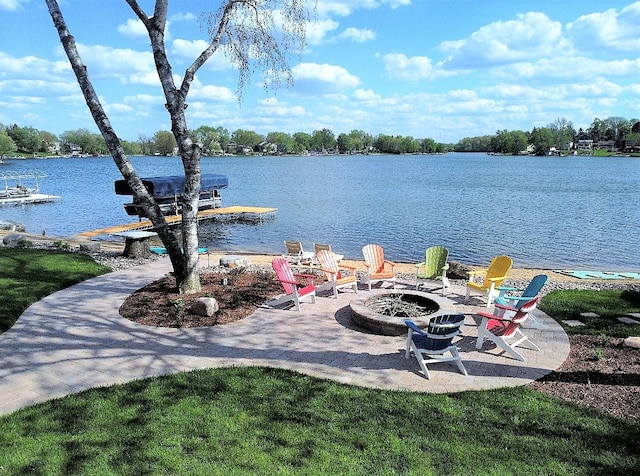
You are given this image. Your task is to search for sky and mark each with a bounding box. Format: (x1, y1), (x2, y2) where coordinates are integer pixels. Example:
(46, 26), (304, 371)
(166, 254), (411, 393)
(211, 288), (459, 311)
(1, 0), (639, 144)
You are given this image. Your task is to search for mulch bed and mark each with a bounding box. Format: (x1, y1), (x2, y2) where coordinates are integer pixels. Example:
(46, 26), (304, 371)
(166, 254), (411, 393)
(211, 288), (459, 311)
(120, 271), (640, 422)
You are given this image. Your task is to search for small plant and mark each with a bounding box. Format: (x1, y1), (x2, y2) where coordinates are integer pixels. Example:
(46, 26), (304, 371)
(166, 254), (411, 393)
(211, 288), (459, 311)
(53, 240), (71, 250)
(598, 333), (612, 347)
(590, 348), (605, 361)
(15, 239), (33, 248)
(169, 297), (185, 326)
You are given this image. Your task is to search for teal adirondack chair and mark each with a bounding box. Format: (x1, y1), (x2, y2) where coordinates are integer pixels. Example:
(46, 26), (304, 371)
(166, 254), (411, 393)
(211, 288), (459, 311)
(415, 245), (450, 295)
(495, 274), (548, 329)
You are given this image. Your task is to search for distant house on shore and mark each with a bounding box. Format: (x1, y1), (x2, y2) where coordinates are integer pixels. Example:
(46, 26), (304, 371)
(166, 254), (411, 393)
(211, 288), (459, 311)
(596, 140), (616, 151)
(62, 142), (82, 157)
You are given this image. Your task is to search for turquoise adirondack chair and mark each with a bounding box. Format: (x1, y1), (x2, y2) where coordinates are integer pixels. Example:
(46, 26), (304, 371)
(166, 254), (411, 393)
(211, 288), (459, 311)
(415, 245), (450, 295)
(495, 274), (548, 329)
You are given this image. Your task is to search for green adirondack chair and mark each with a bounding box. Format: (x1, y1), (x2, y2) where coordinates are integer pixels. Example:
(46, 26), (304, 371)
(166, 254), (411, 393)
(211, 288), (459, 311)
(415, 245), (450, 295)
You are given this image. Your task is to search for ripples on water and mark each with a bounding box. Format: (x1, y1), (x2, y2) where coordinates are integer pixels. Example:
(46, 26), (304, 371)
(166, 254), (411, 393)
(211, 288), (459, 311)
(1, 153), (638, 270)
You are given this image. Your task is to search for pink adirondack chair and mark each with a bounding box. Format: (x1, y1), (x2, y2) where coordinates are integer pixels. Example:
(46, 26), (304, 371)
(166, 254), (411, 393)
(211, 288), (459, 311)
(361, 244), (396, 291)
(475, 296), (540, 361)
(270, 257), (317, 311)
(316, 249), (357, 298)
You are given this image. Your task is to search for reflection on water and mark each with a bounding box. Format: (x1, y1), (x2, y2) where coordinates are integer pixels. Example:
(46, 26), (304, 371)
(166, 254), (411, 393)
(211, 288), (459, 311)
(0, 153), (638, 270)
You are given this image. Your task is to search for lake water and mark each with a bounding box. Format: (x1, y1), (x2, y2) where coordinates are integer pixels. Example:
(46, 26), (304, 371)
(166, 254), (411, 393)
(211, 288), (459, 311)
(1, 153), (638, 270)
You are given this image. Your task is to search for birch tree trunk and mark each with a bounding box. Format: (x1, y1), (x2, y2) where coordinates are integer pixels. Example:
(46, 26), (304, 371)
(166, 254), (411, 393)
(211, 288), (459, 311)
(46, 0), (314, 294)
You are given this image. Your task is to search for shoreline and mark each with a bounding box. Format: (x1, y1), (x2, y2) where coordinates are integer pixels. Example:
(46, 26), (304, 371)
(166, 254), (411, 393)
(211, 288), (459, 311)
(2, 229), (638, 287)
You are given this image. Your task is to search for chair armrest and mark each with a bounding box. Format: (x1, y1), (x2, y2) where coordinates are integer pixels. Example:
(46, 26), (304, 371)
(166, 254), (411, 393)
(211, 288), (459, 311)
(383, 260), (396, 271)
(404, 319), (426, 335)
(467, 269), (486, 276)
(477, 311), (512, 322)
(503, 294), (532, 302)
(442, 263), (450, 270)
(294, 273), (317, 284)
(414, 261), (426, 270)
(320, 267), (337, 277)
(486, 275), (509, 283)
(496, 285), (519, 292)
(338, 265), (357, 273)
(494, 303), (518, 312)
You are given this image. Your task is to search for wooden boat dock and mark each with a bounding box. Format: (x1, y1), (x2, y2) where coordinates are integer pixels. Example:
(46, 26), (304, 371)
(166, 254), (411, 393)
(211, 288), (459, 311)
(76, 205), (277, 239)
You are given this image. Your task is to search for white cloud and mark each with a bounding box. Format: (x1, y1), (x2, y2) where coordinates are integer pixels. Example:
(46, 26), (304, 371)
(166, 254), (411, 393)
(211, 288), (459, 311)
(305, 18), (340, 45)
(382, 53), (446, 81)
(317, 0), (411, 17)
(256, 98), (306, 117)
(567, 2), (640, 53)
(189, 78), (236, 102)
(0, 0), (25, 11)
(291, 62), (360, 94)
(337, 27), (376, 43)
(76, 44), (155, 74)
(170, 12), (197, 22)
(440, 12), (566, 68)
(171, 39), (233, 71)
(117, 18), (147, 38)
(352, 89), (381, 102)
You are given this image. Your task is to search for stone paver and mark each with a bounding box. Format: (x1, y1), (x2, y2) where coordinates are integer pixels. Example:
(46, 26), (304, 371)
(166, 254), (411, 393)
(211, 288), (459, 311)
(618, 316), (640, 325)
(0, 257), (570, 415)
(562, 319), (586, 327)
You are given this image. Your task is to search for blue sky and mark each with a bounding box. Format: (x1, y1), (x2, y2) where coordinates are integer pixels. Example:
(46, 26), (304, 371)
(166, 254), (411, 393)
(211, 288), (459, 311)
(1, 0), (638, 143)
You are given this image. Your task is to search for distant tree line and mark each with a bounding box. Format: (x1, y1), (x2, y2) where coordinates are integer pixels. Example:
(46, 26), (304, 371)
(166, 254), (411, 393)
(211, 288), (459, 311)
(0, 122), (448, 158)
(4, 115), (638, 159)
(455, 116), (640, 156)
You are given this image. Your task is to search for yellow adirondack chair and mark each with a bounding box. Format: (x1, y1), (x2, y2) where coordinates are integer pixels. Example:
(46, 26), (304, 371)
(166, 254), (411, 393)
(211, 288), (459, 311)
(415, 245), (450, 295)
(361, 244), (396, 291)
(465, 255), (513, 307)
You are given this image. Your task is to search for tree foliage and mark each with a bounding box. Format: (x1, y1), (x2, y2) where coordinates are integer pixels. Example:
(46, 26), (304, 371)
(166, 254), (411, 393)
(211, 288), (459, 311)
(0, 132), (17, 158)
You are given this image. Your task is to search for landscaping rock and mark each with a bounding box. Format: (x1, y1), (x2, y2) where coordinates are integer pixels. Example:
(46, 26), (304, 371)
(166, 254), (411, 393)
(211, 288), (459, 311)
(190, 297), (219, 317)
(79, 241), (101, 253)
(447, 261), (470, 280)
(2, 233), (24, 247)
(623, 336), (640, 349)
(220, 255), (251, 268)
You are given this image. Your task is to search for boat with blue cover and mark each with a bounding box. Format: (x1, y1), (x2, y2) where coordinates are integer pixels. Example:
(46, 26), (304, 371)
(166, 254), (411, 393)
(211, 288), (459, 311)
(114, 174), (229, 218)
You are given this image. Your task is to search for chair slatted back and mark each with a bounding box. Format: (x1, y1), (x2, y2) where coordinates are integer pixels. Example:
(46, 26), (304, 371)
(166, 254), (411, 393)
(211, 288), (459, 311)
(482, 255), (513, 289)
(284, 241), (303, 256)
(516, 275), (547, 308)
(316, 249), (339, 281)
(272, 257), (296, 295)
(313, 243), (331, 254)
(424, 246), (448, 279)
(362, 244), (385, 274)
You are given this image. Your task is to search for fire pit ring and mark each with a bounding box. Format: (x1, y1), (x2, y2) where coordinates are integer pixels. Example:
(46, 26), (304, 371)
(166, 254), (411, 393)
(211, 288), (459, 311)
(349, 290), (456, 336)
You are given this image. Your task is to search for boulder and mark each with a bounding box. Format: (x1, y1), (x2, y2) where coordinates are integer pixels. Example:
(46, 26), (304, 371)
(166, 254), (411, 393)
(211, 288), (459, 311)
(447, 261), (471, 280)
(624, 337), (640, 349)
(2, 233), (25, 247)
(190, 297), (219, 317)
(79, 241), (101, 253)
(220, 255), (251, 268)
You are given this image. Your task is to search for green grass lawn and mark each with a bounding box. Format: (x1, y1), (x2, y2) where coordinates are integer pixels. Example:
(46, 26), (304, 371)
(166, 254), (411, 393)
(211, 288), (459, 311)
(539, 289), (640, 337)
(0, 247), (111, 333)
(0, 249), (638, 474)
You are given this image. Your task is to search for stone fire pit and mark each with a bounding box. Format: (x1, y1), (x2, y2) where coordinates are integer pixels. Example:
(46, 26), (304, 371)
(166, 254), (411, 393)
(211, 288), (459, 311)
(349, 290), (456, 335)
